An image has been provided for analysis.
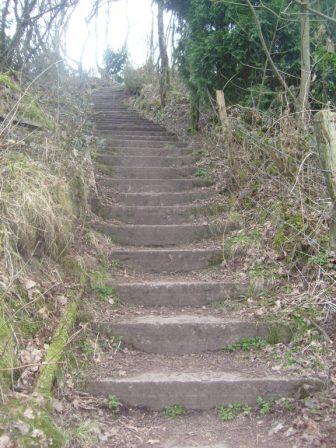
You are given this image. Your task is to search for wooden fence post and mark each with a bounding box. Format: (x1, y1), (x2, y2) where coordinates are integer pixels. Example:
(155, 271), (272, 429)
(216, 90), (233, 144)
(314, 109), (336, 251)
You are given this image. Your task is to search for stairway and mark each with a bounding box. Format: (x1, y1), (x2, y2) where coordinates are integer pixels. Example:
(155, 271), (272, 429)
(87, 88), (323, 416)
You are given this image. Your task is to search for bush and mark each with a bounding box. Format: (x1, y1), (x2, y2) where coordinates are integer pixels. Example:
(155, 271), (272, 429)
(123, 64), (154, 95)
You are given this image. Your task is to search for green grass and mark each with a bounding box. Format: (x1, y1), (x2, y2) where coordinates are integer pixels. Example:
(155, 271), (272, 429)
(164, 404), (185, 418)
(256, 396), (273, 415)
(106, 394), (121, 415)
(195, 168), (208, 177)
(217, 403), (251, 421)
(93, 285), (119, 306)
(224, 336), (268, 352)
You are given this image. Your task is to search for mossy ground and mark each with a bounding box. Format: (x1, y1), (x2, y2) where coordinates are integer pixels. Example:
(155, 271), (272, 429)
(0, 397), (65, 447)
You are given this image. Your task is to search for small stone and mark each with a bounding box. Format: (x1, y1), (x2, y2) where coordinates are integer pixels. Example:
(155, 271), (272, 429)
(269, 423), (284, 435)
(23, 408), (34, 420)
(25, 279), (37, 290)
(0, 435), (13, 448)
(13, 421), (29, 435)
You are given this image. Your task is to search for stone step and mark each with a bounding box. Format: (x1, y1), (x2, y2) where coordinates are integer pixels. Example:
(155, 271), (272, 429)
(113, 190), (212, 206)
(94, 315), (287, 354)
(102, 147), (195, 157)
(95, 125), (171, 133)
(93, 115), (154, 122)
(95, 204), (211, 224)
(111, 281), (249, 307)
(95, 153), (196, 167)
(99, 178), (213, 193)
(95, 127), (172, 134)
(100, 136), (180, 144)
(109, 248), (223, 273)
(96, 165), (196, 179)
(105, 140), (186, 148)
(94, 222), (229, 246)
(86, 372), (323, 410)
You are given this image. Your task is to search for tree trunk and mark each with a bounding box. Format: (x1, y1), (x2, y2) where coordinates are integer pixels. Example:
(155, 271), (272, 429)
(216, 90), (233, 144)
(297, 0), (311, 123)
(157, 1), (170, 107)
(314, 110), (336, 251)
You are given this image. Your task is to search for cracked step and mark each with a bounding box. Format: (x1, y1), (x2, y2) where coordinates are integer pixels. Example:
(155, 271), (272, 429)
(86, 371), (324, 410)
(109, 248), (223, 273)
(110, 280), (249, 307)
(94, 222), (232, 246)
(99, 178), (213, 193)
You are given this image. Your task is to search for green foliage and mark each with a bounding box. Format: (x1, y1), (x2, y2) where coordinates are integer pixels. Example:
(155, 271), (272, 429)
(195, 167), (208, 177)
(93, 285), (119, 306)
(163, 0), (336, 115)
(164, 404), (185, 418)
(104, 47), (128, 79)
(217, 403), (251, 421)
(256, 396), (273, 416)
(224, 336), (268, 352)
(106, 394), (121, 415)
(123, 64), (154, 95)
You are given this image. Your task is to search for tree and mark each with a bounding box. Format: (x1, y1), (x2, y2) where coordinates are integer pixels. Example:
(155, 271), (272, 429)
(104, 47), (128, 79)
(157, 0), (170, 107)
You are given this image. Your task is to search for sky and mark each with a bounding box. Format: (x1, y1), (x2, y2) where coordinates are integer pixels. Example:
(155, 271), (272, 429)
(66, 0), (162, 71)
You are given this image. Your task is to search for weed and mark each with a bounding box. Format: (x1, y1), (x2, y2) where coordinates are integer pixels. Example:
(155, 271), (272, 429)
(79, 340), (94, 358)
(74, 420), (99, 446)
(217, 403), (251, 421)
(195, 168), (208, 177)
(256, 396), (273, 415)
(93, 285), (119, 306)
(224, 337), (268, 352)
(309, 251), (328, 267)
(164, 404), (185, 418)
(106, 394), (121, 415)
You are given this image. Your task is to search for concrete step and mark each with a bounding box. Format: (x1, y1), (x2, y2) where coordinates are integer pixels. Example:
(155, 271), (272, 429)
(99, 178), (213, 193)
(102, 147), (195, 157)
(94, 222), (229, 246)
(113, 190), (213, 206)
(95, 153), (196, 167)
(110, 281), (249, 307)
(86, 372), (323, 410)
(94, 315), (286, 354)
(105, 140), (186, 148)
(96, 165), (196, 179)
(109, 248), (223, 273)
(95, 204), (211, 224)
(95, 126), (171, 133)
(101, 137), (181, 145)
